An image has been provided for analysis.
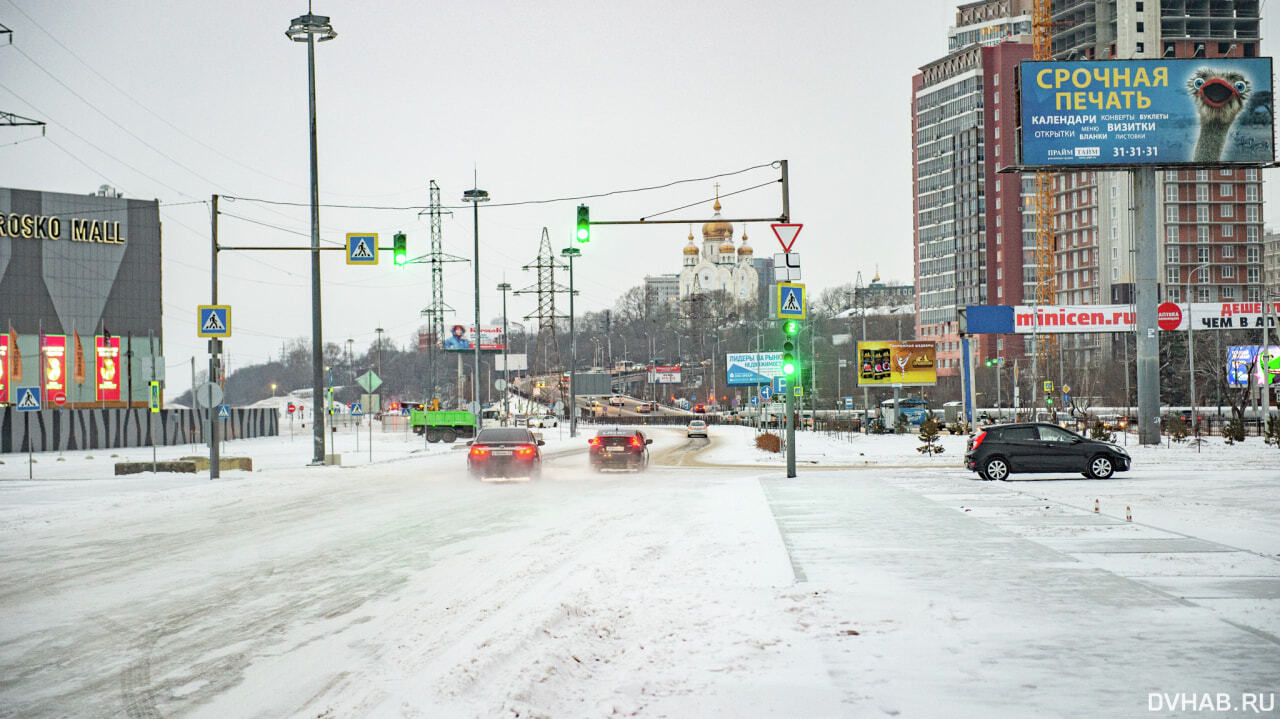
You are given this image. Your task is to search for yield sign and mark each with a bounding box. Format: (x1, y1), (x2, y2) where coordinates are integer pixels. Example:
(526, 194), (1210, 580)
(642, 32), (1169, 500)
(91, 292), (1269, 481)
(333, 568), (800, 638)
(771, 223), (802, 252)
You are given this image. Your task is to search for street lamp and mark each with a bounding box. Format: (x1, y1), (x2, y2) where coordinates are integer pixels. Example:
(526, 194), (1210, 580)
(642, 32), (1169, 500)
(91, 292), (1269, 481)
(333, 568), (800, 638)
(286, 8), (336, 466)
(1186, 261), (1214, 435)
(463, 187), (489, 429)
(497, 281), (512, 424)
(561, 246), (581, 437)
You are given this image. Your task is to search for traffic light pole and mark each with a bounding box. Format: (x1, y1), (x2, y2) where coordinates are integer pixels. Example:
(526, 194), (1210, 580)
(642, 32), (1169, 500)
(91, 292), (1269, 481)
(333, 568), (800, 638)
(785, 380), (796, 478)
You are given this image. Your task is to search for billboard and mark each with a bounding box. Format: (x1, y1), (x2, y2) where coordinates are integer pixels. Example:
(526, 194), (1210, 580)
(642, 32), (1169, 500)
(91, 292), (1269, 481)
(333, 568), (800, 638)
(1018, 58), (1274, 167)
(725, 352), (784, 385)
(442, 325), (504, 351)
(42, 335), (67, 403)
(494, 353), (528, 372)
(648, 365), (681, 384)
(96, 335), (122, 401)
(0, 334), (7, 404)
(1226, 346), (1261, 387)
(967, 303), (1280, 334)
(856, 341), (937, 387)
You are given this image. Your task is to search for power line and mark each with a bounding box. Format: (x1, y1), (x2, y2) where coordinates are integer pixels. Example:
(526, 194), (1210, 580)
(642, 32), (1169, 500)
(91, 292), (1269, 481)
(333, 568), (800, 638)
(221, 161), (781, 211)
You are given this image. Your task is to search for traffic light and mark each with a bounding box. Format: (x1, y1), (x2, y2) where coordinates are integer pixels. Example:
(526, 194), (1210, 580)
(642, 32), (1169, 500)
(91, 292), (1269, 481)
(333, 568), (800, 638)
(781, 320), (799, 376)
(393, 232), (407, 265)
(576, 205), (590, 242)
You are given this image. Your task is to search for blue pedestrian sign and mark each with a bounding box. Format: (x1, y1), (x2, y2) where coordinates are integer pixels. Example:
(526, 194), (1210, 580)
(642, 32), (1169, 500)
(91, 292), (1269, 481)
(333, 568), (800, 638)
(760, 385), (773, 400)
(15, 386), (40, 411)
(197, 305), (231, 338)
(400, 406), (410, 416)
(772, 377), (787, 394)
(346, 233), (379, 265)
(351, 402), (364, 417)
(216, 404), (230, 419)
(776, 282), (806, 319)
(1063, 393), (1070, 404)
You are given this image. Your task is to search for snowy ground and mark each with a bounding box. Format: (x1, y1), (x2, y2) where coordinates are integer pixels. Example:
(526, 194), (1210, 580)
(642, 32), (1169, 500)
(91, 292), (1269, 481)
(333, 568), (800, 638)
(0, 424), (1277, 717)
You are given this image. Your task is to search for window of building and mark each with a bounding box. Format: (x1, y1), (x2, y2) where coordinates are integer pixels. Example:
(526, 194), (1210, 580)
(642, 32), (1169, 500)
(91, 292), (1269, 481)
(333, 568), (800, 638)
(1196, 170), (1208, 181)
(1168, 287), (1180, 302)
(1223, 244), (1235, 258)
(1198, 246), (1210, 263)
(994, 126), (1000, 139)
(1221, 203), (1234, 218)
(1166, 184), (1178, 202)
(1222, 223), (1233, 237)
(994, 91), (999, 104)
(1136, 21), (1144, 32)
(993, 73), (999, 86)
(1167, 246), (1179, 264)
(1196, 184), (1208, 201)
(1111, 185), (1119, 198)
(1246, 184), (1257, 201)
(1166, 225), (1178, 243)
(1196, 205), (1208, 222)
(1246, 168), (1258, 181)
(1247, 225), (1259, 242)
(1246, 206), (1258, 222)
(1166, 267), (1179, 285)
(1165, 170), (1178, 182)
(1112, 266), (1120, 280)
(1166, 205), (1178, 222)
(1222, 285), (1235, 299)
(1222, 265), (1235, 279)
(1247, 286), (1260, 302)
(1219, 183), (1232, 197)
(1198, 266), (1210, 282)
(1221, 168), (1234, 177)
(1136, 42), (1144, 53)
(1198, 287), (1211, 302)
(1112, 247), (1120, 261)
(1197, 225), (1209, 243)
(1247, 246), (1260, 263)
(1248, 267), (1260, 283)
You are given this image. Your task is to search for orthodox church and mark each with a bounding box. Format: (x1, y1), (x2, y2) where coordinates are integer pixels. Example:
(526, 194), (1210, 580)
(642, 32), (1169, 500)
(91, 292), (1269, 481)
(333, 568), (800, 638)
(677, 192), (760, 303)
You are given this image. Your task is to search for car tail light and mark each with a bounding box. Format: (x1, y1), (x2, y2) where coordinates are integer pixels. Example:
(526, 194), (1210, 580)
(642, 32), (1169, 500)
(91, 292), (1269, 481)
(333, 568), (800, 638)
(588, 437), (601, 446)
(969, 430), (986, 451)
(469, 445), (488, 457)
(629, 437), (642, 448)
(516, 445), (536, 457)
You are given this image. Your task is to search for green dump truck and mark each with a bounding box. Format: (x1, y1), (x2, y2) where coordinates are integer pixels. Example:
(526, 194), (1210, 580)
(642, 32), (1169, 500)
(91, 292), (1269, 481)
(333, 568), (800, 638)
(410, 408), (477, 443)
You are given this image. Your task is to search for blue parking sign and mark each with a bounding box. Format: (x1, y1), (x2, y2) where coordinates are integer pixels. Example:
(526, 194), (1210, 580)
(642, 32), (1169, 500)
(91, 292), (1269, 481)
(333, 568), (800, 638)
(772, 377), (787, 394)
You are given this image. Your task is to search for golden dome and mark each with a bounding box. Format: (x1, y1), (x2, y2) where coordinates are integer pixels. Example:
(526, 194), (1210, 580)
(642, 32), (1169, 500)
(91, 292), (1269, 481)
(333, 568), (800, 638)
(701, 190), (733, 240)
(738, 227), (752, 255)
(719, 241), (736, 253)
(683, 243), (699, 255)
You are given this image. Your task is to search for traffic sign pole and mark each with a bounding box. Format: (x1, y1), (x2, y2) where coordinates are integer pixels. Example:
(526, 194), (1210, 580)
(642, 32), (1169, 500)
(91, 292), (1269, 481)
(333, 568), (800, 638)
(785, 374), (796, 478)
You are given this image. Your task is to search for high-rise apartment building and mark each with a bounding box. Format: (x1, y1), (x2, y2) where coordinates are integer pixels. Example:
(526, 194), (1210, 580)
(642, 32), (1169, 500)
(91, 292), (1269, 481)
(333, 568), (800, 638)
(913, 0), (1033, 378)
(914, 0), (1266, 377)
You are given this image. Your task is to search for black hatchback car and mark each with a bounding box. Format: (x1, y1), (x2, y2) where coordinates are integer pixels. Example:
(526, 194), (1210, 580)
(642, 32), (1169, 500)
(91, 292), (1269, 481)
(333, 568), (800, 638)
(588, 429), (652, 471)
(467, 428), (545, 479)
(964, 422), (1131, 481)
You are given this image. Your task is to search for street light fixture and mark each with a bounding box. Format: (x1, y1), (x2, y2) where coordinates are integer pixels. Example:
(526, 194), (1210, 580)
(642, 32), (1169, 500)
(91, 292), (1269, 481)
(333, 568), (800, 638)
(561, 246), (581, 437)
(285, 8), (336, 466)
(463, 187), (489, 429)
(497, 282), (512, 424)
(1185, 261), (1214, 437)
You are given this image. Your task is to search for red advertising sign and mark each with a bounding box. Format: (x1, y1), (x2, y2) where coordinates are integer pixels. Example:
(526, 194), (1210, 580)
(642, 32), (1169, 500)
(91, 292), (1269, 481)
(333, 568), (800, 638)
(1157, 302), (1183, 332)
(42, 335), (67, 401)
(0, 334), (8, 404)
(96, 336), (121, 402)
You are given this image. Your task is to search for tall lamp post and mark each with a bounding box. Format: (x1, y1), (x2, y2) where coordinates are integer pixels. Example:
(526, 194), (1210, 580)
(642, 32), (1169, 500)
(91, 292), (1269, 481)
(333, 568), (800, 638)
(561, 246), (581, 437)
(463, 187), (489, 429)
(497, 282), (512, 424)
(1186, 261), (1214, 434)
(285, 8), (336, 466)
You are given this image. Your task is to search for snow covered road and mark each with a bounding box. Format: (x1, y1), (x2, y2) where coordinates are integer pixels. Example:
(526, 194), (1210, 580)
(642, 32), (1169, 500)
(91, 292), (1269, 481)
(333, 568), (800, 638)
(1, 427), (1277, 717)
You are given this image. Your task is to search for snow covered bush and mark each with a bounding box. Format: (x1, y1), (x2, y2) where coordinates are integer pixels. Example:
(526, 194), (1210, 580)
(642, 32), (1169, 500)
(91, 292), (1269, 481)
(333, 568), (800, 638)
(755, 432), (782, 453)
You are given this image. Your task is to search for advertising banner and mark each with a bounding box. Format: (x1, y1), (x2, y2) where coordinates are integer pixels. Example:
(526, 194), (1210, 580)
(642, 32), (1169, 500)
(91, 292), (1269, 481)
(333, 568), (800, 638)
(0, 334), (7, 404)
(647, 365), (682, 384)
(96, 335), (122, 402)
(856, 341), (937, 387)
(972, 303), (1280, 334)
(442, 325), (504, 351)
(494, 353), (528, 372)
(1226, 346), (1280, 387)
(1019, 58), (1274, 167)
(725, 352), (784, 386)
(42, 335), (67, 404)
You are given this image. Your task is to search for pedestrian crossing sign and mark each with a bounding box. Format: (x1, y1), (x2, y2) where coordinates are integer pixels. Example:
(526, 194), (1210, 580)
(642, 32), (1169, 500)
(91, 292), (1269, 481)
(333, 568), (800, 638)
(351, 402), (363, 417)
(776, 282), (806, 319)
(216, 404), (230, 419)
(15, 386), (40, 411)
(197, 306), (231, 338)
(346, 233), (379, 265)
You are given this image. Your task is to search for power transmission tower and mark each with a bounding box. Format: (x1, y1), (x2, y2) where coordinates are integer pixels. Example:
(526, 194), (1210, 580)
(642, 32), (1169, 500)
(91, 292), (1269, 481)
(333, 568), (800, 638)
(1, 27), (48, 137)
(515, 228), (569, 375)
(419, 180), (465, 399)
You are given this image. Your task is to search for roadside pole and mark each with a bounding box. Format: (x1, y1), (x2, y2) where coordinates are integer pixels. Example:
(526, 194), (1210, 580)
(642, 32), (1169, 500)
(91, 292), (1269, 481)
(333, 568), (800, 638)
(785, 379), (796, 478)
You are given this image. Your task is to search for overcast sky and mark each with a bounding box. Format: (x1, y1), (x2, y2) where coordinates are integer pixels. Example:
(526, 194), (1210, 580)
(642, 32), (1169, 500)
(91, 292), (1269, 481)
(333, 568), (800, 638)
(2, 1), (1278, 395)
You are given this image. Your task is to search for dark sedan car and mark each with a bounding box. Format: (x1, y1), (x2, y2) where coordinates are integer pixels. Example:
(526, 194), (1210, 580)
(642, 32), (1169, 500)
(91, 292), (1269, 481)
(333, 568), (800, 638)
(964, 422), (1131, 481)
(467, 428), (545, 479)
(588, 429), (652, 472)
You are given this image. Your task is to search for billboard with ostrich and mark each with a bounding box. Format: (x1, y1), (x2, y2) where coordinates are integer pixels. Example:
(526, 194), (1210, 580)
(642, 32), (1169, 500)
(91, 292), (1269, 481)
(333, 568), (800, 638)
(1017, 58), (1273, 167)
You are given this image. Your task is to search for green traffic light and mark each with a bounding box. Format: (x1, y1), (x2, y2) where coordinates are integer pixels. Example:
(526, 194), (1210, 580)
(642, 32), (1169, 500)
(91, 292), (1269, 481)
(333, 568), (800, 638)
(783, 320), (799, 335)
(783, 361), (796, 376)
(393, 232), (407, 266)
(576, 204), (590, 243)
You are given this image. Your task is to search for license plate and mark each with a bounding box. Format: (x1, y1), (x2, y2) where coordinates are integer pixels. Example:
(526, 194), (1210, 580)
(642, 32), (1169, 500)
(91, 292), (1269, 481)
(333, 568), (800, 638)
(604, 447), (620, 453)
(491, 450), (512, 456)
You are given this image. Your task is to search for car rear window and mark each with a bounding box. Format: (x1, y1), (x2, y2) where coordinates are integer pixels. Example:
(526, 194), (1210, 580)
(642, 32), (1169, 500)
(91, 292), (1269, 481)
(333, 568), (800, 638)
(476, 428), (533, 442)
(997, 426), (1038, 441)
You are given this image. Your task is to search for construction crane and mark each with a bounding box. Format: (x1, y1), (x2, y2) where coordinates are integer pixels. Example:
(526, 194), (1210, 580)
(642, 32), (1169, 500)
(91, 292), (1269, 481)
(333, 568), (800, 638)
(1032, 0), (1058, 401)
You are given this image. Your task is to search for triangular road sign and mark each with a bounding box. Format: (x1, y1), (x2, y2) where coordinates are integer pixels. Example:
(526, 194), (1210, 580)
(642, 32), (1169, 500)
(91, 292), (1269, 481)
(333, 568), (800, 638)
(351, 402), (364, 417)
(781, 289), (802, 313)
(771, 223), (802, 252)
(202, 311), (226, 333)
(351, 239), (373, 259)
